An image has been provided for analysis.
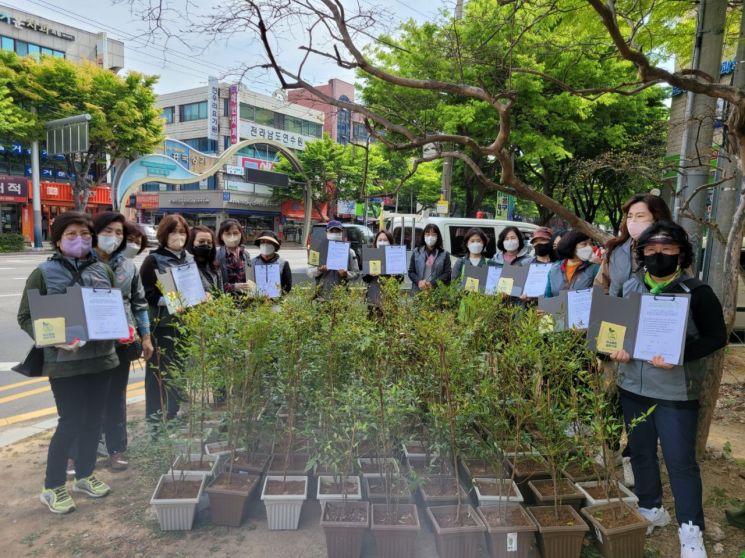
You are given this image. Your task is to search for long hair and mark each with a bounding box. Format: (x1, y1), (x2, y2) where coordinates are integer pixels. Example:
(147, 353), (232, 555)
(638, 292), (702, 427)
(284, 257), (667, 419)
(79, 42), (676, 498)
(187, 224), (219, 270)
(606, 193), (672, 257)
(420, 223), (444, 251)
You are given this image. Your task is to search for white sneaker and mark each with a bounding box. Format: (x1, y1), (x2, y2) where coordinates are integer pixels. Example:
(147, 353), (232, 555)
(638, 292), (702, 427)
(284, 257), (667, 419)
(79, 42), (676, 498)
(638, 506), (671, 535)
(679, 521), (707, 558)
(622, 456), (635, 487)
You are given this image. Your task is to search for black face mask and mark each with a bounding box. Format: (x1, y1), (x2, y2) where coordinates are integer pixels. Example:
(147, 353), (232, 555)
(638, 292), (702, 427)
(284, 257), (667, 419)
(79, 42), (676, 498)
(534, 244), (553, 257)
(644, 253), (679, 277)
(192, 245), (213, 262)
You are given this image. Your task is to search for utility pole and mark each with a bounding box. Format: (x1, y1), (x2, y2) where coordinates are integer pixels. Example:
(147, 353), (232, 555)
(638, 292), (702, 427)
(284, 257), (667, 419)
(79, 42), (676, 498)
(672, 0), (727, 273)
(30, 108), (42, 250)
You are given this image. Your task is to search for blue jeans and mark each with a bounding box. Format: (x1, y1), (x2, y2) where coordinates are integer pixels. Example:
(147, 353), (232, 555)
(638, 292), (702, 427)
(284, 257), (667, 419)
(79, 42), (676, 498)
(620, 391), (704, 529)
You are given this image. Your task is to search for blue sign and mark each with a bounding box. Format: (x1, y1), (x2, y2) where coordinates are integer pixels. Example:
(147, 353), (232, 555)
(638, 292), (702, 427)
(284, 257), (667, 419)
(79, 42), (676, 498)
(223, 191), (231, 201)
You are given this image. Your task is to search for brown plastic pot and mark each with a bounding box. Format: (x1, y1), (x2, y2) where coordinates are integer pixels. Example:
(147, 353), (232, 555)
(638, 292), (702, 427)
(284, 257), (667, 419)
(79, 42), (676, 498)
(580, 501), (649, 558)
(426, 504), (486, 558)
(526, 505), (589, 558)
(503, 455), (550, 504)
(527, 478), (585, 511)
(371, 503), (421, 558)
(320, 500), (370, 558)
(205, 472), (259, 527)
(364, 475), (414, 504)
(418, 476), (470, 507)
(477, 502), (537, 558)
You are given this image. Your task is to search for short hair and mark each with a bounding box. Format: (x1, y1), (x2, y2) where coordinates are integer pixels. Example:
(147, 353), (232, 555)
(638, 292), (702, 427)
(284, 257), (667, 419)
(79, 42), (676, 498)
(462, 227), (488, 251)
(188, 224), (218, 269)
(216, 218), (245, 246)
(92, 211), (126, 256)
(497, 226), (525, 253)
(556, 230), (590, 260)
(124, 221), (148, 255)
(156, 214), (190, 247)
(420, 223), (444, 251)
(50, 211), (96, 248)
(635, 220), (693, 271)
(607, 193), (672, 256)
(374, 229), (394, 247)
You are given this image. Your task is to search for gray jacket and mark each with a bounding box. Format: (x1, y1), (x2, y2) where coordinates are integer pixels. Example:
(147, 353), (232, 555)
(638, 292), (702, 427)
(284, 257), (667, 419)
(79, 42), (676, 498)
(545, 260), (599, 298)
(491, 246), (532, 267)
(307, 248), (360, 299)
(608, 239), (635, 297)
(109, 253), (150, 336)
(451, 255), (487, 288)
(408, 247), (452, 293)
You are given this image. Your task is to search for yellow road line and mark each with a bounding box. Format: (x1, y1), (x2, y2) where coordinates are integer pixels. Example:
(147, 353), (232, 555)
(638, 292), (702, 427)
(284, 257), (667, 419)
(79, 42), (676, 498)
(0, 377), (48, 393)
(0, 381), (146, 427)
(0, 385), (51, 405)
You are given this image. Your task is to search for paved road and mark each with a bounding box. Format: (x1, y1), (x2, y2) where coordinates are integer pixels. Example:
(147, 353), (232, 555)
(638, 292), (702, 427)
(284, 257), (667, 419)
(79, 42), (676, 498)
(0, 248), (314, 433)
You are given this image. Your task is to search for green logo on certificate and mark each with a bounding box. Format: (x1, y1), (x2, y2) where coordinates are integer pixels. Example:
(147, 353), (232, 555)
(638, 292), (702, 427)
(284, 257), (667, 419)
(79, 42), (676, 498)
(308, 250), (320, 266)
(33, 317), (66, 347)
(369, 260), (381, 276)
(597, 320), (626, 353)
(464, 277), (480, 292)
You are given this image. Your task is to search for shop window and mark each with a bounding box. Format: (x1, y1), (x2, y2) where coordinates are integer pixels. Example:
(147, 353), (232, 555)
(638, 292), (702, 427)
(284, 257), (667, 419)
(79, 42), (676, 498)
(161, 106), (174, 124)
(254, 106), (274, 127)
(41, 47), (54, 56)
(1, 36), (13, 52)
(179, 101), (208, 122)
(27, 44), (40, 59)
(15, 40), (28, 56)
(239, 103), (254, 121)
(53, 50), (64, 58)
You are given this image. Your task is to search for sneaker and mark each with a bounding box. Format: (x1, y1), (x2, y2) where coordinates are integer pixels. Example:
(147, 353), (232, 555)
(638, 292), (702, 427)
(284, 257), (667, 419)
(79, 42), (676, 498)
(97, 441), (109, 458)
(66, 459), (76, 478)
(40, 486), (76, 514)
(679, 521), (707, 558)
(72, 475), (111, 498)
(639, 506), (671, 535)
(622, 456), (635, 488)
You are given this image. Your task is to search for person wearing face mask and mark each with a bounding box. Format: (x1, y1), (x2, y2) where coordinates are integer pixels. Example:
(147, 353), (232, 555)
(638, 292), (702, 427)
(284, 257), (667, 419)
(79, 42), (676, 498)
(608, 222), (726, 558)
(307, 221), (360, 299)
(187, 225), (223, 292)
(252, 230), (292, 295)
(524, 227), (555, 265)
(451, 228), (489, 288)
(544, 230), (600, 298)
(595, 193), (672, 297)
(493, 226), (532, 268)
(139, 214), (193, 424)
(408, 223), (451, 293)
(362, 229), (402, 307)
(215, 219), (252, 294)
(88, 213), (154, 472)
(17, 212), (118, 514)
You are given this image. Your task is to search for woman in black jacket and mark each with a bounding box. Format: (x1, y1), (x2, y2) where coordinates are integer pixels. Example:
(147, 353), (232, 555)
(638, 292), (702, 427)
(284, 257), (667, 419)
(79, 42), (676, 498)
(408, 223), (451, 293)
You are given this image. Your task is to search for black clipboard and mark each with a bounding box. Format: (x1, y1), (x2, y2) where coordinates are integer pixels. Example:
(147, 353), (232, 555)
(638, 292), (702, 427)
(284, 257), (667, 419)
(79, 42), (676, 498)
(587, 290), (640, 355)
(362, 246), (384, 275)
(499, 264), (530, 297)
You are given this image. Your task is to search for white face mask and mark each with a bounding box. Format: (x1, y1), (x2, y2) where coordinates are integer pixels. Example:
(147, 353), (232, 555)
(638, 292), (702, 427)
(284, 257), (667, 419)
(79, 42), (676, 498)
(376, 239), (390, 247)
(98, 234), (122, 255)
(222, 234), (241, 248)
(167, 233), (187, 251)
(424, 235), (437, 247)
(259, 243), (275, 256)
(503, 239), (519, 252)
(468, 242), (483, 255)
(121, 242), (141, 259)
(627, 221), (652, 240)
(327, 232), (343, 242)
(577, 245), (594, 261)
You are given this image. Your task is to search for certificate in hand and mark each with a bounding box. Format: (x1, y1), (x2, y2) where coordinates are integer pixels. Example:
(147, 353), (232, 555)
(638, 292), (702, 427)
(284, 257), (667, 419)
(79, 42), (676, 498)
(632, 294), (690, 365)
(523, 263), (553, 298)
(326, 241), (350, 271)
(81, 288), (130, 340)
(484, 266), (503, 295)
(566, 288), (593, 330)
(170, 263), (207, 308)
(255, 264), (282, 298)
(384, 245), (407, 275)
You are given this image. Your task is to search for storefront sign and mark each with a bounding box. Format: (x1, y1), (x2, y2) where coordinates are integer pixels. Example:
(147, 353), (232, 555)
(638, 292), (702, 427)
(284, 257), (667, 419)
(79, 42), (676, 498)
(241, 157), (275, 171)
(239, 121), (315, 151)
(207, 77), (219, 142)
(229, 85), (239, 145)
(46, 185), (59, 196)
(0, 176), (28, 202)
(337, 200), (356, 215)
(225, 165), (244, 176)
(136, 193), (159, 209)
(224, 192), (280, 212)
(0, 11), (75, 40)
(224, 180), (251, 192)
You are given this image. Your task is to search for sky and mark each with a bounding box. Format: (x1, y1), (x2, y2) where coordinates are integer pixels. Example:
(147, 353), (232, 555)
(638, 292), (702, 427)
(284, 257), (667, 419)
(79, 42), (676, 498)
(4, 0), (447, 95)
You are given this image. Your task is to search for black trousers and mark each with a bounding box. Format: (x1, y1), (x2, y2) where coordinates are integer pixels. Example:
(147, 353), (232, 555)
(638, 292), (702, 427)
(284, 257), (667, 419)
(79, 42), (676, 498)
(145, 326), (182, 422)
(46, 370), (113, 489)
(101, 346), (132, 454)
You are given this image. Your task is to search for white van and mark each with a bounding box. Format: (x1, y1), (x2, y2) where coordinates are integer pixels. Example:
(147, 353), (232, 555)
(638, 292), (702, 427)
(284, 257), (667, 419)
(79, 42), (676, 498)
(385, 215), (540, 259)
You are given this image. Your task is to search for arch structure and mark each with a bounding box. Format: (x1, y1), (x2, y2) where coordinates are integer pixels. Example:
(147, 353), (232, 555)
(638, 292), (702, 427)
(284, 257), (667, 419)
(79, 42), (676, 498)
(116, 138), (312, 241)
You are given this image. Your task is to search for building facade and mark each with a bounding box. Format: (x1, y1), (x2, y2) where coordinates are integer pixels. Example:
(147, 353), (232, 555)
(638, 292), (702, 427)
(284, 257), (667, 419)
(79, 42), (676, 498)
(151, 83), (325, 241)
(0, 4), (124, 241)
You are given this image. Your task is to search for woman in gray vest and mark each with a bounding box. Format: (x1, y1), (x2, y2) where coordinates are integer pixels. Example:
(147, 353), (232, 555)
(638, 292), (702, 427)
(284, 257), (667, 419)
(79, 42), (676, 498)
(408, 223), (452, 293)
(451, 227), (489, 288)
(609, 222), (726, 558)
(90, 212), (153, 472)
(307, 220), (359, 299)
(17, 212), (118, 514)
(252, 230), (292, 294)
(139, 214), (193, 424)
(544, 230), (599, 297)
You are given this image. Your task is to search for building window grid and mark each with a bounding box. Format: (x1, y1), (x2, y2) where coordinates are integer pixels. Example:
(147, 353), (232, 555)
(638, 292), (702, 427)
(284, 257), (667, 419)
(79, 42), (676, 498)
(161, 106), (175, 124)
(238, 102), (322, 138)
(0, 35), (64, 58)
(179, 101), (208, 122)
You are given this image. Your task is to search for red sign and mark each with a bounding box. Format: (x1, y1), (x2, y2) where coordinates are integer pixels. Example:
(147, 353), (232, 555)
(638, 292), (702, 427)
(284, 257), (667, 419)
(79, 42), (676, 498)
(229, 85), (239, 145)
(136, 193), (159, 209)
(29, 182), (112, 206)
(241, 157), (275, 171)
(0, 175), (28, 202)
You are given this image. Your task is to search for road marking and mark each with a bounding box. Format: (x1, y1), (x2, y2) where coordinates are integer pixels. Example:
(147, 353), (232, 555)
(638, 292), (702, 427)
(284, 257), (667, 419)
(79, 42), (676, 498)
(0, 381), (146, 426)
(0, 267), (16, 270)
(0, 385), (50, 404)
(0, 293), (21, 297)
(0, 377), (48, 393)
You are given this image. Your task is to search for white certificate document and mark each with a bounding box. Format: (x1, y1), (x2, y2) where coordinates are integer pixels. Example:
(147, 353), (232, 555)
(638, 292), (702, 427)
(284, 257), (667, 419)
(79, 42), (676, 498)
(484, 266), (503, 295)
(326, 241), (350, 271)
(256, 264), (282, 298)
(567, 288), (593, 329)
(171, 262), (207, 308)
(384, 245), (407, 275)
(523, 263), (553, 298)
(633, 294), (690, 365)
(80, 287), (129, 340)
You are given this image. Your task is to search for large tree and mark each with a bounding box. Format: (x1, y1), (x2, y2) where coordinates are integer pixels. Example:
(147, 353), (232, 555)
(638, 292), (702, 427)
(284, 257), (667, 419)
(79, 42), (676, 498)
(0, 51), (163, 210)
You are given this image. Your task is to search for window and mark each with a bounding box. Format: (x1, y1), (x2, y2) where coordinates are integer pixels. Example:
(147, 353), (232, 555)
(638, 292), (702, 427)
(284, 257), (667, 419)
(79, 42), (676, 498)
(27, 44), (40, 59)
(182, 137), (216, 153)
(353, 122), (369, 142)
(161, 106), (174, 124)
(179, 101), (208, 122)
(239, 103), (254, 121)
(15, 40), (28, 56)
(254, 106), (274, 127)
(41, 47), (54, 56)
(53, 50), (64, 58)
(337, 96), (351, 145)
(1, 36), (13, 52)
(223, 98), (229, 117)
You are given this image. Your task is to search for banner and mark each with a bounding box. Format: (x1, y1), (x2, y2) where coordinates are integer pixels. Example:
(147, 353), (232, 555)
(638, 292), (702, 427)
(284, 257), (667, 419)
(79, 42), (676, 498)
(229, 85), (239, 145)
(207, 77), (219, 142)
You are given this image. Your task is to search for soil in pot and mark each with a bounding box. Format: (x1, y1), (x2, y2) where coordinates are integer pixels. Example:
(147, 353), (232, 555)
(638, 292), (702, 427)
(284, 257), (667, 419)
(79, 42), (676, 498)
(402, 441), (428, 456)
(264, 479), (307, 495)
(365, 476), (413, 504)
(419, 476), (469, 506)
(527, 505), (589, 558)
(358, 457), (400, 477)
(504, 456), (550, 503)
(172, 459), (213, 472)
(267, 453), (310, 475)
(473, 479), (518, 497)
(408, 457), (454, 476)
(582, 483), (626, 500)
(320, 500), (369, 558)
(581, 502), (648, 558)
(157, 479), (202, 499)
(461, 459), (499, 479)
(528, 478), (585, 510)
(427, 504), (486, 558)
(206, 473), (259, 527)
(319, 477), (360, 496)
(371, 504), (421, 558)
(478, 503), (537, 558)
(227, 452), (270, 474)
(561, 460), (597, 483)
